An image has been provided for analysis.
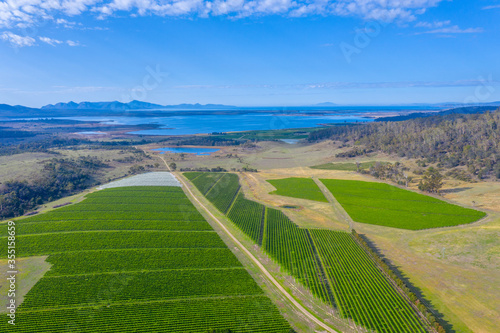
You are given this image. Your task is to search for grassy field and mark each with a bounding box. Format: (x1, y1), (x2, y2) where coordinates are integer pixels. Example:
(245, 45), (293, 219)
(321, 179), (486, 230)
(186, 172), (428, 333)
(268, 177), (328, 202)
(0, 185), (291, 332)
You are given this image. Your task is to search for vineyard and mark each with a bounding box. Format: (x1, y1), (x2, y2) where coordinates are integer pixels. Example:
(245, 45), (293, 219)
(0, 184), (291, 332)
(227, 192), (265, 244)
(320, 179), (486, 230)
(267, 177), (328, 202)
(185, 172), (429, 332)
(310, 230), (425, 333)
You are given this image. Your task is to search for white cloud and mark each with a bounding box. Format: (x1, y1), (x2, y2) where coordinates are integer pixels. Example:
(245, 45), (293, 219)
(0, 0), (448, 29)
(482, 4), (500, 10)
(0, 31), (36, 47)
(422, 25), (484, 34)
(66, 39), (79, 46)
(39, 36), (64, 45)
(413, 20), (483, 35)
(414, 20), (450, 28)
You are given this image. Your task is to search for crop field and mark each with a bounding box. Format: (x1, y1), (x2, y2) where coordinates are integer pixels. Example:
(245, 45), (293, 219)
(227, 192), (266, 244)
(267, 177), (328, 202)
(205, 173), (241, 213)
(264, 208), (335, 305)
(320, 179), (486, 230)
(0, 184), (291, 332)
(310, 229), (426, 333)
(185, 172), (225, 194)
(186, 172), (428, 332)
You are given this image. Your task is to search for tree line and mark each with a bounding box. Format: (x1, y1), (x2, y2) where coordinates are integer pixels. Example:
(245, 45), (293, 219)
(309, 110), (500, 180)
(0, 156), (107, 218)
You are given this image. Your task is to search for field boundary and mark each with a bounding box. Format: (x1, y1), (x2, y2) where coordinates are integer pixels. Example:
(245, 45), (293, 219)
(313, 177), (354, 230)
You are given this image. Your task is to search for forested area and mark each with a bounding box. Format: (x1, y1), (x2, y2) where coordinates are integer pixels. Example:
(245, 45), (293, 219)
(308, 110), (500, 179)
(0, 157), (107, 218)
(0, 137), (152, 156)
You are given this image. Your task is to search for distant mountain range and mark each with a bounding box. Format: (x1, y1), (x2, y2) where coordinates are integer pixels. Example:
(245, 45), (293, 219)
(0, 100), (498, 118)
(41, 100), (237, 111)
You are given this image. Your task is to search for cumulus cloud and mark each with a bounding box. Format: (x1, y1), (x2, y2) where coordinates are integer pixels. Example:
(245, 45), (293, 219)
(0, 0), (447, 29)
(0, 31), (36, 47)
(39, 36), (80, 46)
(414, 20), (450, 28)
(39, 36), (64, 45)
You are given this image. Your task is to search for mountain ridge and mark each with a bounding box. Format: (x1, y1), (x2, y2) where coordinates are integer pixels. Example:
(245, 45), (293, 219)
(41, 100), (237, 110)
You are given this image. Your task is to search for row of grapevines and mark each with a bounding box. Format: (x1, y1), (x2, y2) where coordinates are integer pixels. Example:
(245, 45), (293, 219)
(2, 219), (211, 236)
(61, 203), (197, 213)
(1, 230), (226, 257)
(310, 229), (426, 333)
(44, 248), (242, 276)
(19, 210), (205, 222)
(205, 173), (241, 213)
(21, 268), (263, 310)
(1, 296), (291, 333)
(190, 172), (225, 194)
(80, 196), (192, 205)
(226, 192), (265, 244)
(264, 208), (335, 306)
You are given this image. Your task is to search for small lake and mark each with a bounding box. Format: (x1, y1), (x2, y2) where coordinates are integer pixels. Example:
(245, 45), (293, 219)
(280, 139), (300, 144)
(152, 147), (220, 155)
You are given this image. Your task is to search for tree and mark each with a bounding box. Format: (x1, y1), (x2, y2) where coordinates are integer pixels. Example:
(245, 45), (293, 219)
(169, 162), (177, 171)
(418, 167), (443, 193)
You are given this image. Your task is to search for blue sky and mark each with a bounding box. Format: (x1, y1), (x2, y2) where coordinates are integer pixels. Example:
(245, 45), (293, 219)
(0, 0), (499, 107)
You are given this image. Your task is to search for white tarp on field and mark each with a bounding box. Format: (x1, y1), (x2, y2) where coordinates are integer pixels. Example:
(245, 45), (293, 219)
(98, 172), (181, 189)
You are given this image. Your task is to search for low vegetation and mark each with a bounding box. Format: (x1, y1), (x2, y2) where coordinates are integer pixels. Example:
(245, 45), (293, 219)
(267, 178), (328, 202)
(0, 186), (291, 332)
(321, 179), (486, 230)
(310, 229), (426, 333)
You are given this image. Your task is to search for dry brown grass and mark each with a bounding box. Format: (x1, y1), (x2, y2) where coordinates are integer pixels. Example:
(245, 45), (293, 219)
(0, 256), (51, 313)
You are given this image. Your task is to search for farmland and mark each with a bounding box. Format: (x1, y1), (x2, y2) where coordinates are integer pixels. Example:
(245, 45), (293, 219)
(310, 230), (425, 333)
(268, 178), (328, 202)
(186, 172), (429, 332)
(0, 182), (291, 332)
(320, 179), (486, 230)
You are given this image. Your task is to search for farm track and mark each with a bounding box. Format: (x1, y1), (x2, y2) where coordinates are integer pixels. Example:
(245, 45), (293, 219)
(162, 159), (339, 333)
